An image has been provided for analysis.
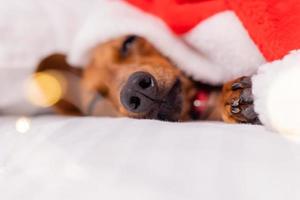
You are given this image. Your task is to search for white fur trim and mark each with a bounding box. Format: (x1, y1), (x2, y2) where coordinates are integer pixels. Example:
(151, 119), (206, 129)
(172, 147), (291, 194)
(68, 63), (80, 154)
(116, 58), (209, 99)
(68, 0), (226, 84)
(184, 11), (266, 82)
(252, 50), (300, 141)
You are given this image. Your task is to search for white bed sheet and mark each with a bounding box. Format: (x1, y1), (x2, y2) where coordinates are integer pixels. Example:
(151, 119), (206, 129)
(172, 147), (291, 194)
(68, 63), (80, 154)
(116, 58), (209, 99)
(0, 116), (300, 200)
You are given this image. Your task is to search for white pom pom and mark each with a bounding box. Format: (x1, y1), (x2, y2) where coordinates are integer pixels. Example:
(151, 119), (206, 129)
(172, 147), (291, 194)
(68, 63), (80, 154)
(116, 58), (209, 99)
(252, 50), (300, 141)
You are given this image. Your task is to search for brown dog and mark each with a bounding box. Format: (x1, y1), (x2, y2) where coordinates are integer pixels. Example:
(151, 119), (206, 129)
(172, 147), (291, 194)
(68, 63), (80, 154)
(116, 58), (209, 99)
(36, 35), (259, 124)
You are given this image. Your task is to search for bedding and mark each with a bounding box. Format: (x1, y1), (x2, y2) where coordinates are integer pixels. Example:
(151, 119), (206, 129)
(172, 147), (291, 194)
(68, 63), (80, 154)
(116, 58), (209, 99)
(0, 116), (300, 200)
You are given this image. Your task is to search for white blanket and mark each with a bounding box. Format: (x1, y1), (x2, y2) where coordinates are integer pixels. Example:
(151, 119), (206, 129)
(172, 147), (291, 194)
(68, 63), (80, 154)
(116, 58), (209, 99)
(1, 116), (300, 200)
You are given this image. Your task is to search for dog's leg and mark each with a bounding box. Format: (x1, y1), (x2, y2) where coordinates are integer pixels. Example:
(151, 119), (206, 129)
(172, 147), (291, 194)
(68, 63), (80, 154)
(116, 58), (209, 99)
(221, 76), (260, 124)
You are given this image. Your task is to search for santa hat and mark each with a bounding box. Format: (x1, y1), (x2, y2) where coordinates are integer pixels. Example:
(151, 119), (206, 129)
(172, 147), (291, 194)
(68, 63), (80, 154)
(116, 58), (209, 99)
(68, 0), (300, 139)
(69, 0), (268, 84)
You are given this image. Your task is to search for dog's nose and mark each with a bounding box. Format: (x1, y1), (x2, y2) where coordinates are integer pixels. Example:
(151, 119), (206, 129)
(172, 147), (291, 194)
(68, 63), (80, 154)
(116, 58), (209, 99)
(120, 71), (158, 113)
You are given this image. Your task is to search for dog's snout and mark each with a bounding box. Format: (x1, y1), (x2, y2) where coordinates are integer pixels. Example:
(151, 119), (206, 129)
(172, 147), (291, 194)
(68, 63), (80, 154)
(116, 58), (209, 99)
(120, 71), (158, 113)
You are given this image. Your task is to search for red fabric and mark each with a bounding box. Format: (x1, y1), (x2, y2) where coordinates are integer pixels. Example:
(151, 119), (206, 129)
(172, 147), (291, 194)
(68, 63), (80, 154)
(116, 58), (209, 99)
(126, 0), (300, 61)
(228, 0), (300, 61)
(126, 0), (228, 34)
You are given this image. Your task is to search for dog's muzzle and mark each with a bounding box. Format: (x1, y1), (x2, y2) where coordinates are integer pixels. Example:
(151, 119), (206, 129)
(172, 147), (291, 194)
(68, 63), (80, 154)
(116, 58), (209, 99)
(120, 71), (182, 121)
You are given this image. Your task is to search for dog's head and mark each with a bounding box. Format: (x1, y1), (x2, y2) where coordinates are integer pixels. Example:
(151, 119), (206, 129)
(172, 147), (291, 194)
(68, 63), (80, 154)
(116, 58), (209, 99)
(36, 35), (197, 121)
(83, 35), (196, 121)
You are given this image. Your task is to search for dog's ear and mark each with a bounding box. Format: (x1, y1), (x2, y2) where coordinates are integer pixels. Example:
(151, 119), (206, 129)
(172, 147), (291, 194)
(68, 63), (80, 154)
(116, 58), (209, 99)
(36, 53), (82, 76)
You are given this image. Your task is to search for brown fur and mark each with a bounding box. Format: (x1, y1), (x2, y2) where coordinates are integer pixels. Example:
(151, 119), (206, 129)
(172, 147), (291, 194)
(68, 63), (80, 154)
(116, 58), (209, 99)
(36, 35), (254, 123)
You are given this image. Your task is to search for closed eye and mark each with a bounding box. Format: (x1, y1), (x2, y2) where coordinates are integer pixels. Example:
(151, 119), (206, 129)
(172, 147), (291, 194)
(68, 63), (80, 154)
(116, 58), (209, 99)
(120, 35), (138, 57)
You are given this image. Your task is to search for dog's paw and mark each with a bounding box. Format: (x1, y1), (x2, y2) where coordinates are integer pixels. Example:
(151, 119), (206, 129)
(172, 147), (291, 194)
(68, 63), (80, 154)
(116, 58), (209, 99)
(222, 77), (260, 124)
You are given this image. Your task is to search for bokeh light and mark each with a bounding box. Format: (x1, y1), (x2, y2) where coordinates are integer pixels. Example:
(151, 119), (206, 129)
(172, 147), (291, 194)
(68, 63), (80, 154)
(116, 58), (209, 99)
(25, 71), (66, 108)
(15, 117), (31, 133)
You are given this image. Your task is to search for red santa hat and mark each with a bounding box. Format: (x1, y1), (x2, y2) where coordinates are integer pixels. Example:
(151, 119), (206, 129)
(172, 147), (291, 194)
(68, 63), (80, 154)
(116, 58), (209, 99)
(68, 0), (300, 139)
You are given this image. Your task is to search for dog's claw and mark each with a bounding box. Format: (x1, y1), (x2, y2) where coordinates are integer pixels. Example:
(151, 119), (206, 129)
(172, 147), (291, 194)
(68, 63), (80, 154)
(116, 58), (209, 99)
(231, 82), (244, 90)
(231, 99), (240, 107)
(231, 77), (252, 91)
(231, 107), (241, 114)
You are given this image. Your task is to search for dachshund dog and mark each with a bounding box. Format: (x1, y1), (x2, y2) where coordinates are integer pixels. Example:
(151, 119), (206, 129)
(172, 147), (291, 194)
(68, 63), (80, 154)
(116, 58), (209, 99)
(36, 35), (259, 124)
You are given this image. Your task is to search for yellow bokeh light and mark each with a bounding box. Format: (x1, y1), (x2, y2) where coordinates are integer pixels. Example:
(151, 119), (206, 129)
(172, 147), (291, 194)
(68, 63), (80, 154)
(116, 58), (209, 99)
(16, 117), (31, 133)
(25, 71), (65, 108)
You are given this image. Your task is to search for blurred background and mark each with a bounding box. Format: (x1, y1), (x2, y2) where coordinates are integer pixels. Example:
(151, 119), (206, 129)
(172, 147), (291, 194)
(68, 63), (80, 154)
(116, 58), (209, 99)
(0, 0), (98, 115)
